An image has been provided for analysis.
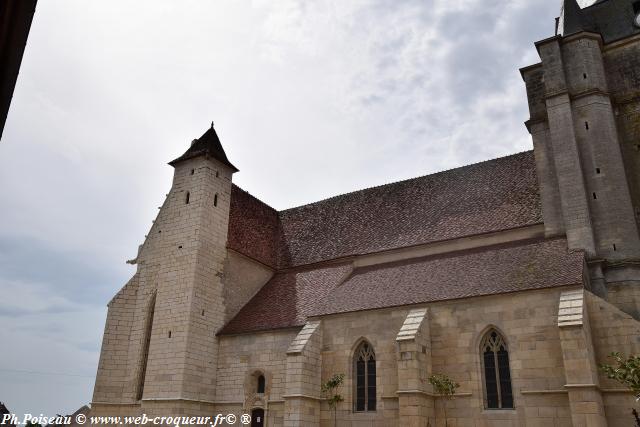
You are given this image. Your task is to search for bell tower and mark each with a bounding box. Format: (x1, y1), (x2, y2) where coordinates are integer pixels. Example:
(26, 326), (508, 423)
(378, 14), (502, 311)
(92, 124), (238, 414)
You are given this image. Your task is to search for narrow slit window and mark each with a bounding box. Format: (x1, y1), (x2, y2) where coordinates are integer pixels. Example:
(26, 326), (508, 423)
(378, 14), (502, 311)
(214, 194), (218, 207)
(185, 192), (190, 204)
(593, 192), (597, 200)
(585, 122), (589, 130)
(168, 331), (172, 338)
(190, 169), (195, 175)
(583, 73), (587, 79)
(136, 292), (156, 400)
(596, 168), (601, 174)
(613, 243), (617, 251)
(481, 329), (514, 409)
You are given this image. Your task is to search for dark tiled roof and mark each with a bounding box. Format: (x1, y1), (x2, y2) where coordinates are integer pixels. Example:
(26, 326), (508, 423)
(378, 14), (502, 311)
(309, 237), (584, 316)
(169, 126), (238, 171)
(220, 238), (584, 334)
(227, 184), (279, 268)
(219, 264), (352, 335)
(562, 0), (640, 43)
(275, 151), (541, 267)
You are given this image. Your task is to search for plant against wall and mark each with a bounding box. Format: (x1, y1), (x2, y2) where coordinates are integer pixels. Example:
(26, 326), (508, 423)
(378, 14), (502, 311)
(428, 374), (460, 427)
(321, 373), (345, 427)
(600, 352), (640, 426)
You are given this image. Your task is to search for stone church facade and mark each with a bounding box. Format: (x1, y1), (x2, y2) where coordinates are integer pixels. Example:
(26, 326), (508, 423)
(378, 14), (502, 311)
(92, 1), (640, 425)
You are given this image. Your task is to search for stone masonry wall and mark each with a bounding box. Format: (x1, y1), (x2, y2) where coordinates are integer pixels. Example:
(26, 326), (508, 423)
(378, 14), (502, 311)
(215, 328), (299, 424)
(587, 292), (640, 427)
(92, 275), (139, 403)
(94, 281), (640, 426)
(604, 36), (640, 239)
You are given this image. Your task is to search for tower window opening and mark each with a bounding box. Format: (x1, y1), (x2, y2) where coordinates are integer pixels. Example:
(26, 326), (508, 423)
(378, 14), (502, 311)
(216, 171), (219, 178)
(214, 194), (218, 207)
(613, 243), (617, 251)
(168, 331), (172, 338)
(585, 122), (589, 130)
(185, 192), (190, 204)
(636, 144), (640, 152)
(596, 168), (601, 174)
(257, 375), (266, 394)
(202, 309), (205, 316)
(593, 192), (597, 200)
(191, 169), (195, 175)
(583, 73), (587, 79)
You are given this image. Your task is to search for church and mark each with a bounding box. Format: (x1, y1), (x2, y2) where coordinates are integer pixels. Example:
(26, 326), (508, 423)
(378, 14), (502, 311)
(91, 1), (640, 425)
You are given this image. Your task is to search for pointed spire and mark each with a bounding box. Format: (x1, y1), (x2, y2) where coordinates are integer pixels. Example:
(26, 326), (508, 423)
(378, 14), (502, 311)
(169, 124), (239, 171)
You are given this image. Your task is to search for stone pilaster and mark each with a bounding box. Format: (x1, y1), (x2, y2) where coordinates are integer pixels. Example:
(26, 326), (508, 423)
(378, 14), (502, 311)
(283, 320), (323, 427)
(558, 289), (607, 427)
(396, 308), (435, 427)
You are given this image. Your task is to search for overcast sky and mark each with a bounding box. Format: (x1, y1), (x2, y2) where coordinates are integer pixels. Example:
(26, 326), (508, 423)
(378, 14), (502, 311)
(0, 0), (577, 418)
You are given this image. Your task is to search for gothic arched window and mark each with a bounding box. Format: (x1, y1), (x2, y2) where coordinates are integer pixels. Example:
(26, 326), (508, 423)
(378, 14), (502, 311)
(354, 341), (376, 412)
(257, 374), (265, 394)
(481, 329), (514, 409)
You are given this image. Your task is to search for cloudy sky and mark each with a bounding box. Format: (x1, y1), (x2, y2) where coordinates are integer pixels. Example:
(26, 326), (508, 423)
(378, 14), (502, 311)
(0, 0), (577, 418)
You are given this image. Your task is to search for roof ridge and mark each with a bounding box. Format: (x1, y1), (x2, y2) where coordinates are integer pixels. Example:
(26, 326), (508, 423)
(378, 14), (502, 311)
(279, 150), (534, 213)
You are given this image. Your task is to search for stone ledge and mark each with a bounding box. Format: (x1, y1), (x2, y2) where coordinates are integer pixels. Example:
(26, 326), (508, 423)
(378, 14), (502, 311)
(396, 389), (472, 398)
(519, 385), (632, 394)
(520, 389), (568, 395)
(141, 397), (216, 404)
(91, 402), (142, 406)
(282, 394), (324, 401)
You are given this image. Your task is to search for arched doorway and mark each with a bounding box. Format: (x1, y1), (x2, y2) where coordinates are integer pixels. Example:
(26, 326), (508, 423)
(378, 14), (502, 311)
(251, 408), (264, 427)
